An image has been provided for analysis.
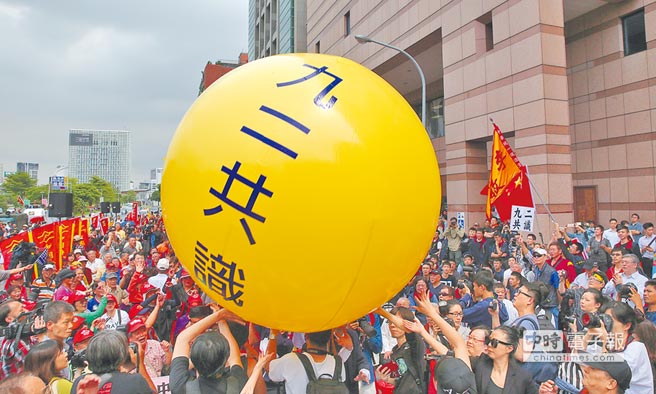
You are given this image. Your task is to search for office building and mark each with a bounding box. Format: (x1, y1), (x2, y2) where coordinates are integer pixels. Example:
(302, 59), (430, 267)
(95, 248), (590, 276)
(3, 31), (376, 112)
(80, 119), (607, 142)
(16, 162), (39, 181)
(248, 0), (307, 61)
(306, 0), (656, 229)
(68, 129), (131, 191)
(199, 53), (249, 95)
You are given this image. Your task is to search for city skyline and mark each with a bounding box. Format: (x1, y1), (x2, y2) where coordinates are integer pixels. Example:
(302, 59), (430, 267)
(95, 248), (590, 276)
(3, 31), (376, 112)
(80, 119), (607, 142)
(0, 0), (248, 186)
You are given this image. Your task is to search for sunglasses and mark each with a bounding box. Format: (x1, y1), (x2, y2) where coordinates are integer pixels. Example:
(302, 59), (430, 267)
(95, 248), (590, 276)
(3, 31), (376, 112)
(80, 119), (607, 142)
(532, 253), (545, 258)
(485, 337), (513, 348)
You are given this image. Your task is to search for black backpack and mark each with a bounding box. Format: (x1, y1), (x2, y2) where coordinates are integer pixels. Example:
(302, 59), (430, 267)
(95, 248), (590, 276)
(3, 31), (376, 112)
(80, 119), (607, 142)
(295, 352), (348, 394)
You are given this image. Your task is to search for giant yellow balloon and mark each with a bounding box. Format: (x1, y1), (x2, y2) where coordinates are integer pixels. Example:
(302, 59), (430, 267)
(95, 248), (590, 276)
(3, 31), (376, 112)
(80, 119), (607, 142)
(162, 53), (441, 332)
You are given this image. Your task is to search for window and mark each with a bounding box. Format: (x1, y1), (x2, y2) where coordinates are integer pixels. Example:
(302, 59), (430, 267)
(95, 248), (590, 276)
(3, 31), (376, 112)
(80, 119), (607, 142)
(315, 41), (320, 53)
(485, 21), (494, 51)
(622, 9), (646, 56)
(344, 11), (351, 37)
(414, 97), (445, 139)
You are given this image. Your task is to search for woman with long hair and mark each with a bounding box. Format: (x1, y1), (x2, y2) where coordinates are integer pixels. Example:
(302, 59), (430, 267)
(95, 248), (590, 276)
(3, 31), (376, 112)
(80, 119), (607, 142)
(633, 321), (656, 391)
(24, 339), (72, 394)
(470, 325), (537, 393)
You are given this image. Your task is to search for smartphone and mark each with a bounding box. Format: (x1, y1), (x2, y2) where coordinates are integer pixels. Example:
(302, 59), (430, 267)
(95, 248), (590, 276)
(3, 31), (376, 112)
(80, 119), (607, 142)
(380, 360), (400, 378)
(129, 342), (140, 372)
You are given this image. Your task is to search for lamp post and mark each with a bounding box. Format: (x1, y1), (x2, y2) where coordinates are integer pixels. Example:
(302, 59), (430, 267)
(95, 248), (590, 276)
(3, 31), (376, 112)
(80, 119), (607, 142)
(355, 34), (427, 129)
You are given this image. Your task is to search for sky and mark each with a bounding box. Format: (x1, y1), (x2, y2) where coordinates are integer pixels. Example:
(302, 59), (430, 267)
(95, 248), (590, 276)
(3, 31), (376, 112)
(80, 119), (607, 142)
(0, 0), (248, 186)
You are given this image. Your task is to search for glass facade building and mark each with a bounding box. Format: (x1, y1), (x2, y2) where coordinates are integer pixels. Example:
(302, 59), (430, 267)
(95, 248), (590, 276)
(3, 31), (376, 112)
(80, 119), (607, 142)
(248, 0), (306, 61)
(68, 129), (131, 191)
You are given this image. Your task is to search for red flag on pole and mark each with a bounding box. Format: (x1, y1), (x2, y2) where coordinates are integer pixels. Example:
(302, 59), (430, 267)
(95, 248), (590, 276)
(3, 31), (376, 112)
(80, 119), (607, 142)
(32, 222), (60, 269)
(480, 124), (534, 222)
(0, 233), (30, 269)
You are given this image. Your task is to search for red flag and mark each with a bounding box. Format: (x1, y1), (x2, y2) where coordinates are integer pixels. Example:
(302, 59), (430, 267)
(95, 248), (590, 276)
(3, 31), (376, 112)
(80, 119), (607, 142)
(0, 233), (30, 269)
(32, 222), (60, 269)
(16, 195), (24, 206)
(77, 218), (90, 247)
(99, 217), (110, 235)
(91, 215), (99, 231)
(480, 124), (534, 222)
(58, 219), (76, 266)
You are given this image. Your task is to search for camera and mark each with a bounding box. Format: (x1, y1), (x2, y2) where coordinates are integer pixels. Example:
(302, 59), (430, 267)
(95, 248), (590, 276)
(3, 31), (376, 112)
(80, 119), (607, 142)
(462, 265), (475, 273)
(581, 312), (614, 332)
(357, 317), (378, 338)
(69, 349), (87, 369)
(616, 283), (638, 299)
(488, 300), (498, 311)
(563, 315), (576, 325)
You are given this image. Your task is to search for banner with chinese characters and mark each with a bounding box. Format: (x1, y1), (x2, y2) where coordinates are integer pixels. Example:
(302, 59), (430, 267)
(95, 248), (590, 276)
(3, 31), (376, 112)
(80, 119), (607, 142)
(510, 206), (535, 232)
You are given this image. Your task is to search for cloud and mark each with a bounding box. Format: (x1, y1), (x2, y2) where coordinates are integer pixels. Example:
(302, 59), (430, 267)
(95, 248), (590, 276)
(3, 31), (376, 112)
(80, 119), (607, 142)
(0, 0), (248, 186)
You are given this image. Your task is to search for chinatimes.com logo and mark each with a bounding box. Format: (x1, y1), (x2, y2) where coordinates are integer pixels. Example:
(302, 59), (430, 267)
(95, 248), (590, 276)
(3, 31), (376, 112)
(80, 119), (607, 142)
(526, 353), (624, 363)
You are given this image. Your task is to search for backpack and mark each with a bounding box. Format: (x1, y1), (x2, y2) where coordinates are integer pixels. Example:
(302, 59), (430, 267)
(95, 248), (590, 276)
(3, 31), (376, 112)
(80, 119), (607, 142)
(295, 352), (348, 394)
(536, 308), (556, 331)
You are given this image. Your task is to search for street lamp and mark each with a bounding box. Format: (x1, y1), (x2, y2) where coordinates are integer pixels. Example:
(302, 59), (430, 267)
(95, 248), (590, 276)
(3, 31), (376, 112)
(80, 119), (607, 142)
(355, 34), (427, 129)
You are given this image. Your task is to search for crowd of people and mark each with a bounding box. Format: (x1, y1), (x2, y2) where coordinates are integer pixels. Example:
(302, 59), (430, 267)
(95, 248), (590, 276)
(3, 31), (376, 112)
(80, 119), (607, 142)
(0, 212), (654, 394)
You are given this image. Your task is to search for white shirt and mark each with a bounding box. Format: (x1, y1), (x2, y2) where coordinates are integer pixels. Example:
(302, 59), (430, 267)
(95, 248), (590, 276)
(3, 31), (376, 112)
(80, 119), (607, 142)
(638, 235), (656, 260)
(622, 340), (654, 394)
(571, 272), (590, 289)
(101, 310), (129, 330)
(602, 271), (649, 301)
(501, 299), (519, 325)
(148, 273), (168, 290)
(603, 229), (620, 247)
(87, 258), (105, 275)
(269, 352), (347, 394)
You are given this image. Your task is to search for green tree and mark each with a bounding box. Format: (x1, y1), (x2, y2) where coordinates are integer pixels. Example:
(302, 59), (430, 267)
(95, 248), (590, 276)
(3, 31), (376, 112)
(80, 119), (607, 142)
(2, 172), (36, 197)
(120, 190), (137, 204)
(88, 176), (119, 202)
(25, 185), (49, 206)
(150, 184), (161, 202)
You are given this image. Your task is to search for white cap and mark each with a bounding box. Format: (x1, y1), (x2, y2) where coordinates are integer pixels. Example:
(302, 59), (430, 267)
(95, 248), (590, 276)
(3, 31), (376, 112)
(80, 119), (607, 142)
(43, 264), (55, 270)
(157, 258), (170, 270)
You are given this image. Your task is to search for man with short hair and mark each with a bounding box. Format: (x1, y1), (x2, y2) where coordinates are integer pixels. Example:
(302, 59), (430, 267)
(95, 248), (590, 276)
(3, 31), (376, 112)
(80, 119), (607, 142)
(123, 235), (140, 255)
(546, 242), (576, 285)
(638, 222), (655, 279)
(444, 217), (465, 265)
(31, 263), (56, 300)
(530, 247), (559, 317)
(469, 230), (488, 268)
(540, 359), (632, 394)
(86, 250), (104, 281)
(629, 213), (643, 244)
(460, 272), (508, 328)
(603, 253), (649, 302)
(268, 330), (347, 394)
(604, 218), (620, 246)
(615, 225), (639, 255)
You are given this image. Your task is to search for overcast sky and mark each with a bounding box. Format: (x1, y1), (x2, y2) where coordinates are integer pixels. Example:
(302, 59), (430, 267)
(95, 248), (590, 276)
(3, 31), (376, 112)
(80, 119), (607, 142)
(0, 0), (248, 186)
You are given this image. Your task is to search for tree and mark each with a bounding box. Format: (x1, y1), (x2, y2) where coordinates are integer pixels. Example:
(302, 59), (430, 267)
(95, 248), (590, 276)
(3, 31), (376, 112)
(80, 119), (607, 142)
(150, 184), (161, 202)
(120, 190), (137, 204)
(88, 176), (119, 202)
(2, 172), (36, 197)
(25, 185), (49, 206)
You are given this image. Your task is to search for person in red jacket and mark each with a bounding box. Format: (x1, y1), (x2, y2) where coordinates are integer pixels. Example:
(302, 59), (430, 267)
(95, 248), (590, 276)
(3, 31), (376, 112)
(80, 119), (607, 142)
(547, 242), (576, 286)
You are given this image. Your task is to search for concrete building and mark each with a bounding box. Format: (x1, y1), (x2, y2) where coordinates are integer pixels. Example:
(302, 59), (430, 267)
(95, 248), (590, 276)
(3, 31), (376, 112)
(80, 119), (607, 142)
(305, 0), (656, 231)
(68, 129), (131, 191)
(248, 0), (307, 61)
(16, 162), (39, 181)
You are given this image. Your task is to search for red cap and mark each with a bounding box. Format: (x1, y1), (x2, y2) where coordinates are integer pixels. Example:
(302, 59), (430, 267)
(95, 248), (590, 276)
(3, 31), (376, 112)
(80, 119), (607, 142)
(8, 273), (23, 282)
(66, 291), (87, 305)
(105, 294), (117, 304)
(73, 328), (94, 345)
(180, 269), (190, 279)
(127, 319), (146, 334)
(141, 283), (157, 294)
(128, 304), (143, 319)
(71, 315), (86, 331)
(188, 293), (203, 307)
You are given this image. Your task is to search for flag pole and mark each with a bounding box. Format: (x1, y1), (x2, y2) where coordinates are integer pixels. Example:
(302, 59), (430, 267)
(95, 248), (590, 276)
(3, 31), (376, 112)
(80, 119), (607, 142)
(487, 118), (557, 225)
(524, 166), (556, 224)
